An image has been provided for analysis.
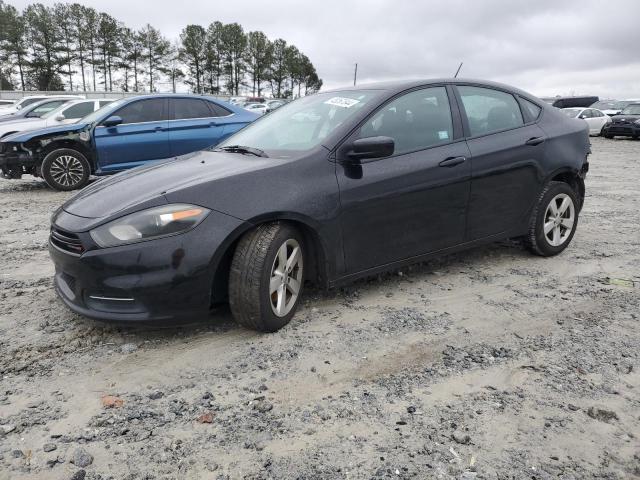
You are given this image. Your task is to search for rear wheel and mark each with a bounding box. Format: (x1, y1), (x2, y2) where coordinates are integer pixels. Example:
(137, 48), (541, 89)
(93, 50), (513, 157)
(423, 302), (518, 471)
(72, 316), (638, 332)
(525, 181), (579, 257)
(229, 222), (305, 332)
(41, 148), (90, 191)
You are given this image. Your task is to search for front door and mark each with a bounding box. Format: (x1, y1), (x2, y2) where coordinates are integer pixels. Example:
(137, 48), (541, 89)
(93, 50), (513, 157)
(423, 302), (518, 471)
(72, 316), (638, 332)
(336, 86), (471, 274)
(94, 98), (169, 172)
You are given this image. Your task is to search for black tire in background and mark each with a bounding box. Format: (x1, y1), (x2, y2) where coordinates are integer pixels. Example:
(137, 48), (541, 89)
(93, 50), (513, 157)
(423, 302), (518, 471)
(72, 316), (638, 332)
(229, 222), (305, 332)
(525, 181), (579, 257)
(41, 148), (91, 191)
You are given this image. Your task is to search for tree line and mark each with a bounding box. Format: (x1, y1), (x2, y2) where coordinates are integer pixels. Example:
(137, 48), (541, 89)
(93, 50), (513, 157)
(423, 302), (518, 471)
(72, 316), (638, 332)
(0, 1), (323, 97)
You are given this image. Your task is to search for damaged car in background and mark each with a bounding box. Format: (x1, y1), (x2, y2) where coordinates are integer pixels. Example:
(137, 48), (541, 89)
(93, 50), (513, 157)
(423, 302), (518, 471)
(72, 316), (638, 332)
(0, 94), (257, 190)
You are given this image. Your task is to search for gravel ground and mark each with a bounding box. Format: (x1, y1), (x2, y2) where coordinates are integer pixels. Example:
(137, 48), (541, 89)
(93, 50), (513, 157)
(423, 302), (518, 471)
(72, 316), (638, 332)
(0, 137), (639, 480)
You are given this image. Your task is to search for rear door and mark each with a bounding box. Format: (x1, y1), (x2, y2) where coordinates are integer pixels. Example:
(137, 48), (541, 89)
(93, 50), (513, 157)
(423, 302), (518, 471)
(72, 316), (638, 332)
(167, 98), (226, 156)
(94, 98), (169, 172)
(456, 85), (546, 239)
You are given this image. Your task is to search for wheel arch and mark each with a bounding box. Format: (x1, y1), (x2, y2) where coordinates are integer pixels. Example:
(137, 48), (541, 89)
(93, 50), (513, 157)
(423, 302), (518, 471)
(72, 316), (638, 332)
(40, 140), (96, 173)
(209, 212), (330, 306)
(544, 167), (585, 210)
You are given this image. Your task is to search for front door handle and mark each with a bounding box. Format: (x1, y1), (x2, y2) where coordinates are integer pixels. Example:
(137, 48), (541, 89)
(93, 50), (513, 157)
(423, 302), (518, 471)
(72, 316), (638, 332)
(209, 122), (218, 127)
(439, 156), (466, 168)
(154, 126), (164, 132)
(525, 136), (545, 146)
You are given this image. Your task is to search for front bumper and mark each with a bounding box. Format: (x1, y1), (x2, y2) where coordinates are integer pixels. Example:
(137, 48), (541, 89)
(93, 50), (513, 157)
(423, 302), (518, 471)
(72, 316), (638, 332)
(49, 208), (244, 323)
(0, 149), (38, 176)
(602, 122), (640, 137)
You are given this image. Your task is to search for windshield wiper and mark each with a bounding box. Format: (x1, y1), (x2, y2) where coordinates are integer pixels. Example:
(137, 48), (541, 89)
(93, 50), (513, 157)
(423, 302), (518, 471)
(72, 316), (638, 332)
(215, 145), (268, 157)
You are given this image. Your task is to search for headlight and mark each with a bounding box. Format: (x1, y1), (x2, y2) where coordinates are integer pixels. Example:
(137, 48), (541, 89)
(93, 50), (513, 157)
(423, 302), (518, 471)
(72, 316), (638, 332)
(635, 119), (640, 125)
(90, 204), (210, 248)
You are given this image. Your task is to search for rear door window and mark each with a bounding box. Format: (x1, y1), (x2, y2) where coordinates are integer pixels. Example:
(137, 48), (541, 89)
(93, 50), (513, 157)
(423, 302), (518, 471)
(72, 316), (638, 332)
(207, 101), (232, 117)
(172, 98), (212, 120)
(458, 86), (524, 136)
(114, 99), (166, 124)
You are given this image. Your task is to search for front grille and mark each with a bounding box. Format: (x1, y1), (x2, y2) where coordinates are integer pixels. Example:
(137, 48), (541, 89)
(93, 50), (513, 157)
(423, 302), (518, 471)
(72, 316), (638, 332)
(50, 227), (85, 254)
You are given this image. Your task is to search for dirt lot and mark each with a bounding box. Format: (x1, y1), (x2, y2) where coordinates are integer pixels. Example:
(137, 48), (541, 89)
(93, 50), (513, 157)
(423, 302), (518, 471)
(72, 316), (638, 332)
(0, 137), (638, 480)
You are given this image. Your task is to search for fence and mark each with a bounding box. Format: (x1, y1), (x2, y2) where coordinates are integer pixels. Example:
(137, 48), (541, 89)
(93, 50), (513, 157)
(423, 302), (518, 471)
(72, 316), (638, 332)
(0, 90), (232, 101)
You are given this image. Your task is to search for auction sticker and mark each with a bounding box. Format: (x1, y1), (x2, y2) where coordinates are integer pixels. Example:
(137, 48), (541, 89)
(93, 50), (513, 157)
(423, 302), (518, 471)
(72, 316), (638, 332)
(324, 97), (360, 108)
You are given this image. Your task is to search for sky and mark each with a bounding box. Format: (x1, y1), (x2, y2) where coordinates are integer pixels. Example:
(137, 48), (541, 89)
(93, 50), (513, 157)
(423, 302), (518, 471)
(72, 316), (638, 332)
(9, 0), (640, 98)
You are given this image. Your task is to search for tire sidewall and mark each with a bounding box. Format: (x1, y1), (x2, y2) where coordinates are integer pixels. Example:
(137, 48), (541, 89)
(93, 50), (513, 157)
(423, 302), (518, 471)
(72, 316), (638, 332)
(533, 183), (579, 256)
(42, 148), (90, 191)
(257, 225), (305, 332)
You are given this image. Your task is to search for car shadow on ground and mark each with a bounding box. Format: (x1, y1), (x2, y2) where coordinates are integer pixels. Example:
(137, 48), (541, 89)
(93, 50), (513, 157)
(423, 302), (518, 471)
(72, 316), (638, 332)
(63, 238), (532, 343)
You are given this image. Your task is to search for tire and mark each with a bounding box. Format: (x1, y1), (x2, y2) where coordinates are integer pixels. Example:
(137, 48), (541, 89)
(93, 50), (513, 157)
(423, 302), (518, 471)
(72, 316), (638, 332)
(41, 148), (90, 191)
(525, 181), (579, 257)
(229, 222), (305, 332)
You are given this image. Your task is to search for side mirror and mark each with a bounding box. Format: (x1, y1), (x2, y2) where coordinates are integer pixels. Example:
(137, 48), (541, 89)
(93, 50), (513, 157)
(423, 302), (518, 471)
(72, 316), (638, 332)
(55, 114), (65, 122)
(103, 115), (123, 127)
(579, 114), (587, 119)
(345, 136), (395, 163)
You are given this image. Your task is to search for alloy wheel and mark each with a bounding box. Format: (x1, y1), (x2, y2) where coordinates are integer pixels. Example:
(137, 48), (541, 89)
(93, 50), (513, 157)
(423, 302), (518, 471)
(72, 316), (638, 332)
(49, 155), (84, 188)
(543, 193), (575, 247)
(269, 238), (303, 317)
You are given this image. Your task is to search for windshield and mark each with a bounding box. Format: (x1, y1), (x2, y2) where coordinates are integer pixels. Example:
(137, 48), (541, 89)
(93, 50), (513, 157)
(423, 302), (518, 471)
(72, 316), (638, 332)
(80, 98), (127, 124)
(41, 103), (73, 119)
(219, 90), (379, 156)
(562, 108), (582, 118)
(620, 104), (640, 115)
(590, 100), (626, 110)
(16, 97), (45, 108)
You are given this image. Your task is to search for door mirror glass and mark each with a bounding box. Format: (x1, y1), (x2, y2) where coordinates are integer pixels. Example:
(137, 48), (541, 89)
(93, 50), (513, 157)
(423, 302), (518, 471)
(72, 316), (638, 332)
(103, 115), (123, 127)
(347, 136), (395, 163)
(55, 114), (66, 122)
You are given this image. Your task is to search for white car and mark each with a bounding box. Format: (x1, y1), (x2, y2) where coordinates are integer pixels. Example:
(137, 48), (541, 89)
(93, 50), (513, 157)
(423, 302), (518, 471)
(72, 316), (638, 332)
(0, 95), (84, 115)
(0, 99), (112, 139)
(244, 103), (269, 115)
(562, 107), (611, 136)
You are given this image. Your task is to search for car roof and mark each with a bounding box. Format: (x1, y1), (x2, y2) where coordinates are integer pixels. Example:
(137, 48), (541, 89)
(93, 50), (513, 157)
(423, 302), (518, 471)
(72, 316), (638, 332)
(322, 78), (540, 101)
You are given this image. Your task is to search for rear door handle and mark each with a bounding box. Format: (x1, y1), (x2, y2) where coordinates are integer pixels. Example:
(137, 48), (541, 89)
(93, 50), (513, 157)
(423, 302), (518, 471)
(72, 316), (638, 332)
(209, 121), (218, 127)
(154, 126), (163, 132)
(439, 156), (466, 168)
(525, 136), (545, 146)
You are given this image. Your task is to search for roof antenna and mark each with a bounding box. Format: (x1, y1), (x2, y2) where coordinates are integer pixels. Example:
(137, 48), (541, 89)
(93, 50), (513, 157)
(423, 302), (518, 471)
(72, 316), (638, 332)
(454, 62), (463, 78)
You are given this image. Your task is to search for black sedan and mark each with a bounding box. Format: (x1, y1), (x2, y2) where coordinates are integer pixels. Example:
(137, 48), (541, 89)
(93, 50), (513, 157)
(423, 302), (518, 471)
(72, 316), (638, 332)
(601, 103), (640, 139)
(49, 79), (590, 332)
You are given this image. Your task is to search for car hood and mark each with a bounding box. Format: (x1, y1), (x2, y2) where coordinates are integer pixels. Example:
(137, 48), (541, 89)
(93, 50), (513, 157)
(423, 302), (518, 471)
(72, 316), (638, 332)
(3, 122), (88, 143)
(62, 150), (284, 221)
(610, 114), (640, 122)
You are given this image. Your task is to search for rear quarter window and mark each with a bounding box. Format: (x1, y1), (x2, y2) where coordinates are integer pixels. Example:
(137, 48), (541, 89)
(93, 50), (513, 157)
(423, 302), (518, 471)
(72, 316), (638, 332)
(519, 98), (542, 122)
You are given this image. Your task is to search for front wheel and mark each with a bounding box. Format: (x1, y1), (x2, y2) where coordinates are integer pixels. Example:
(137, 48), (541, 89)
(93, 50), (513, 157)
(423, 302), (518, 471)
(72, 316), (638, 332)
(41, 148), (90, 191)
(229, 222), (305, 332)
(526, 181), (579, 257)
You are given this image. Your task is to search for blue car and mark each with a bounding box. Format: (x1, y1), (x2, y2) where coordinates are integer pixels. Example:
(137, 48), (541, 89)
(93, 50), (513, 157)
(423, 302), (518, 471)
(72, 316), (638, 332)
(0, 94), (258, 190)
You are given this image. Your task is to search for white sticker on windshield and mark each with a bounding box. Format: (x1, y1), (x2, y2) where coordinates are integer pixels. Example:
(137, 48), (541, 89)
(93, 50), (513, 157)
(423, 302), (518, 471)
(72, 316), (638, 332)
(438, 130), (449, 140)
(324, 97), (360, 108)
